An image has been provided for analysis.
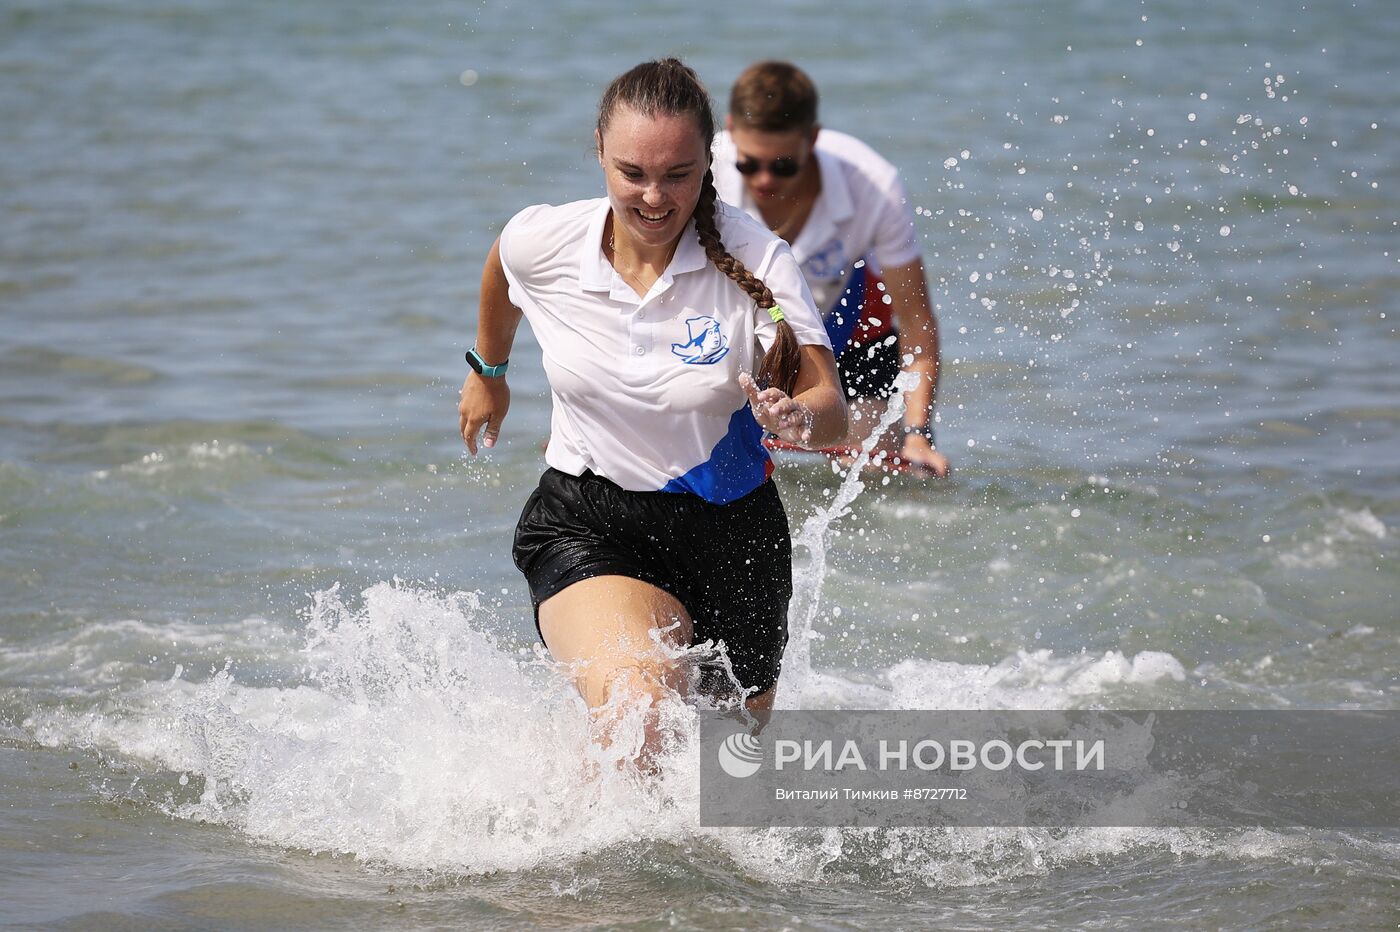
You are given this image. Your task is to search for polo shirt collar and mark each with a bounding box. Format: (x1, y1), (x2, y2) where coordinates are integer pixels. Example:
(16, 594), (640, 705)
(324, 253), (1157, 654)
(578, 200), (709, 295)
(667, 217), (707, 276)
(578, 200), (614, 292)
(791, 147), (853, 263)
(816, 146), (854, 223)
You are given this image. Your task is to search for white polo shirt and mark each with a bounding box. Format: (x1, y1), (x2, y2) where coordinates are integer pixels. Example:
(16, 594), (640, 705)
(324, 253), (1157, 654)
(498, 197), (830, 505)
(713, 129), (922, 353)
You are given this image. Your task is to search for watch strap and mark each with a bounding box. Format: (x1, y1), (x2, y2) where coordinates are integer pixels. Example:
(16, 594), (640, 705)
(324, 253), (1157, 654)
(465, 347), (509, 377)
(902, 422), (935, 445)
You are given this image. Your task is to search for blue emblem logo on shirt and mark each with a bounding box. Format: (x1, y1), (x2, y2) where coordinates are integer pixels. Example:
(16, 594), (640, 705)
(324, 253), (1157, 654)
(670, 316), (730, 364)
(804, 237), (848, 280)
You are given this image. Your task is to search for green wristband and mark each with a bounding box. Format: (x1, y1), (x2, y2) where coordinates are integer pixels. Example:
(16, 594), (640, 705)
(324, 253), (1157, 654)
(465, 347), (509, 377)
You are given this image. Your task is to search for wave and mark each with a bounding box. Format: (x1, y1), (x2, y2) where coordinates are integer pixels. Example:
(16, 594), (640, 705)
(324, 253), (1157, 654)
(22, 581), (1289, 886)
(1275, 507), (1388, 570)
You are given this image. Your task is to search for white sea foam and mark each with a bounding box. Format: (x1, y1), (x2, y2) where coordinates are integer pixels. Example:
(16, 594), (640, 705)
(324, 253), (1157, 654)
(0, 616), (294, 686)
(31, 583), (711, 874)
(93, 440), (255, 479)
(1276, 507), (1388, 569)
(884, 649), (1186, 710)
(1338, 508), (1387, 539)
(25, 582), (1210, 884)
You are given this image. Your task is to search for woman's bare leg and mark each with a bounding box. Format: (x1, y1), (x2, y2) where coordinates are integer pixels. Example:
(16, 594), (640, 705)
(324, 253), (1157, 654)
(539, 575), (694, 769)
(745, 686), (776, 712)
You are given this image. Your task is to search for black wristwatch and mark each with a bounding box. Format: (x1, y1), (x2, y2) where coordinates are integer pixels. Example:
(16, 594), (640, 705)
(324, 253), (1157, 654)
(465, 347), (509, 377)
(902, 423), (936, 445)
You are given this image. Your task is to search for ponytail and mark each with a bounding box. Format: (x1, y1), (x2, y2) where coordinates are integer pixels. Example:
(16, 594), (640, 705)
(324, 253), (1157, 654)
(693, 170), (803, 397)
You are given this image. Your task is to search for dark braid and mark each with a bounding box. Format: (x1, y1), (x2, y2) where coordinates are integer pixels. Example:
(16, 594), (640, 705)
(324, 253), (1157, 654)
(599, 59), (803, 398)
(693, 170), (802, 396)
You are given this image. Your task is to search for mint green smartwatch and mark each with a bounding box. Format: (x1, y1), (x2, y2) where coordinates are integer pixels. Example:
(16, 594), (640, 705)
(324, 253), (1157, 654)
(465, 347), (509, 377)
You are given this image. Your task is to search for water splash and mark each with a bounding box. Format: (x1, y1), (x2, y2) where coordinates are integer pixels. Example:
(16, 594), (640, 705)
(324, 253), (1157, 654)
(781, 371), (920, 708)
(107, 583), (715, 873)
(21, 582), (1286, 886)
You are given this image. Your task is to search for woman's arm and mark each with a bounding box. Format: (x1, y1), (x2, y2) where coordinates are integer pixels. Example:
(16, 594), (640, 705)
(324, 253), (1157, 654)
(742, 344), (848, 448)
(459, 238), (523, 453)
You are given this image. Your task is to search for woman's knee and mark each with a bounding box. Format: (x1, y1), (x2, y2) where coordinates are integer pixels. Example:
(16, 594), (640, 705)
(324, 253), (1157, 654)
(538, 575), (694, 709)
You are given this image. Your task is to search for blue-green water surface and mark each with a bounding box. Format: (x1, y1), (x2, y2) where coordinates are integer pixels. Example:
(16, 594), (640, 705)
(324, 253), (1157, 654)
(2, 0), (1396, 927)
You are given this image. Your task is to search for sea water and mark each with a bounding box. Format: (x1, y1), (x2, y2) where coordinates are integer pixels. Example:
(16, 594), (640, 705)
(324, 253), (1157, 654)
(2, 0), (1397, 927)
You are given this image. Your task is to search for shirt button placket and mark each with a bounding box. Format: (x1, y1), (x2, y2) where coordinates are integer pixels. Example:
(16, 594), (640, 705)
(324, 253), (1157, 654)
(626, 298), (650, 370)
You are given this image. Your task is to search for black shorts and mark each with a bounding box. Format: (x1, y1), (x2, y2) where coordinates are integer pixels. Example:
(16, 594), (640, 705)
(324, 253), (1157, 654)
(837, 335), (901, 399)
(512, 468), (792, 695)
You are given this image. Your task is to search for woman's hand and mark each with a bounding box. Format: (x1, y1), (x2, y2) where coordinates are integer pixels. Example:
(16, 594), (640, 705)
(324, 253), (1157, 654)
(459, 373), (511, 454)
(740, 372), (814, 447)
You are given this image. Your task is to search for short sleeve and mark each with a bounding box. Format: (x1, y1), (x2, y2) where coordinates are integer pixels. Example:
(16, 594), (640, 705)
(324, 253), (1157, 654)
(754, 240), (832, 353)
(496, 204), (548, 312)
(870, 172), (921, 270)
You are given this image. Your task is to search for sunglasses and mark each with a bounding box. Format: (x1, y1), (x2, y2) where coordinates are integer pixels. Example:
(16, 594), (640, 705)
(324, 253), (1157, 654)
(735, 156), (802, 178)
